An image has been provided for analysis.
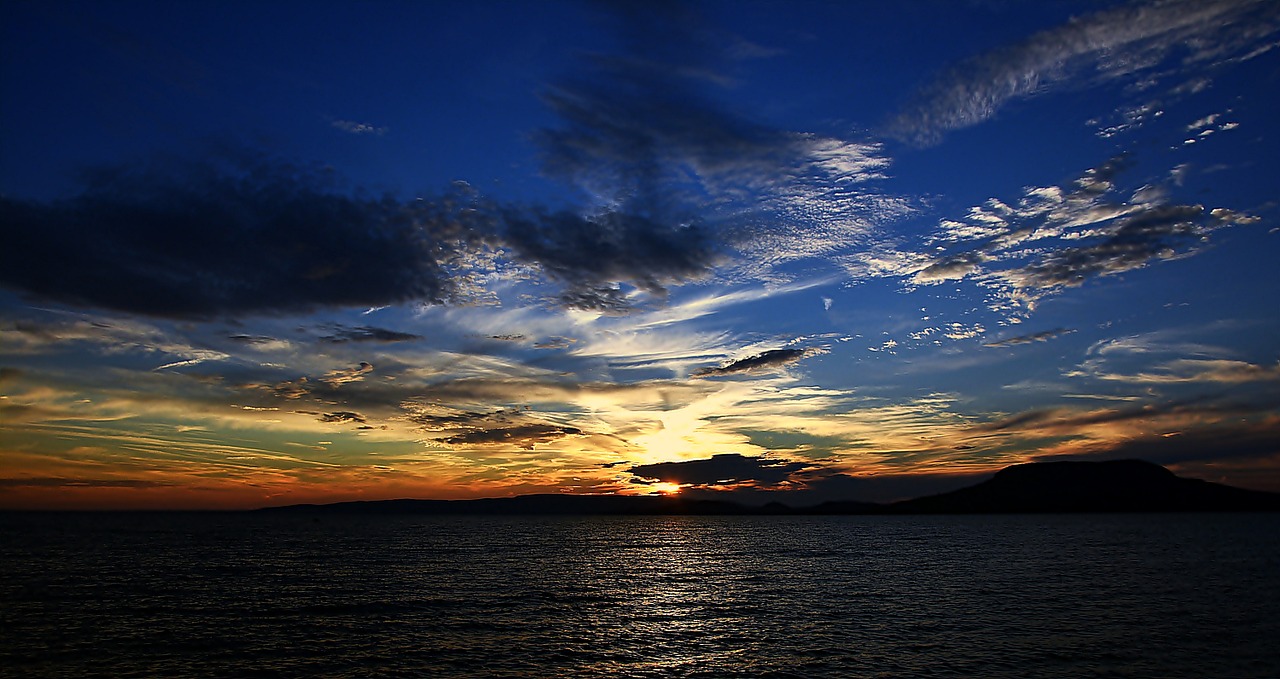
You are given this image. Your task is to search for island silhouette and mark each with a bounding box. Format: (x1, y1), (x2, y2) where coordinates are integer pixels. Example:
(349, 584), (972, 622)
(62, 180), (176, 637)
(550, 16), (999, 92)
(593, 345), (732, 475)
(260, 460), (1280, 515)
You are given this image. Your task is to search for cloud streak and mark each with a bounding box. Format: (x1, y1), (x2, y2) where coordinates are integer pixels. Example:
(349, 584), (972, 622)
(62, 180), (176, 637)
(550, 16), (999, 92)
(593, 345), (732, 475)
(890, 0), (1280, 144)
(318, 325), (423, 344)
(984, 328), (1075, 348)
(331, 119), (387, 136)
(435, 423), (585, 450)
(692, 347), (825, 378)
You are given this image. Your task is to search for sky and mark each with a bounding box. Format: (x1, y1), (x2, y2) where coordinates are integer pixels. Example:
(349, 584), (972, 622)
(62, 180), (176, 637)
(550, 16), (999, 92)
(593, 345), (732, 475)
(2, 0), (1279, 510)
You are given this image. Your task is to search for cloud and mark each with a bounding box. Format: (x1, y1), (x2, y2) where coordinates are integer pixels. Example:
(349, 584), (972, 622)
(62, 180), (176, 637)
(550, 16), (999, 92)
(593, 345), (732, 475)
(692, 347), (825, 378)
(976, 400), (1213, 435)
(567, 325), (733, 376)
(535, 2), (803, 204)
(1, 312), (230, 367)
(910, 253), (983, 284)
(153, 357), (220, 371)
(1064, 329), (1280, 384)
(1033, 417), (1280, 468)
(964, 391), (1280, 458)
(890, 0), (1280, 144)
(500, 207), (717, 311)
(626, 278), (836, 331)
(318, 325), (422, 344)
(403, 404), (502, 431)
(984, 328), (1075, 348)
(331, 119), (387, 136)
(0, 149), (725, 317)
(1002, 204), (1207, 288)
(1080, 358), (1280, 384)
(228, 334), (286, 346)
(0, 4), (907, 320)
(1084, 331), (1226, 359)
(534, 337), (574, 350)
(527, 3), (905, 303)
(908, 155), (1258, 316)
(299, 410), (367, 424)
(0, 477), (178, 488)
(320, 362), (373, 387)
(435, 423), (584, 450)
(629, 453), (808, 487)
(684, 469), (990, 505)
(0, 155), (465, 318)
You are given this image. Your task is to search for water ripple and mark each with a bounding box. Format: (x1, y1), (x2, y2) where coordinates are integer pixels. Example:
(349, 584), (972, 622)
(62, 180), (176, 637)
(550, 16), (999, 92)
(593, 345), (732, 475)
(2, 513), (1278, 678)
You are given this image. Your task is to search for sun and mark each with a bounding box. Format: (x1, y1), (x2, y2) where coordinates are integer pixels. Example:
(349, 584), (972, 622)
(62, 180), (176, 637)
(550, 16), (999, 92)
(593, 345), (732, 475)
(651, 482), (683, 495)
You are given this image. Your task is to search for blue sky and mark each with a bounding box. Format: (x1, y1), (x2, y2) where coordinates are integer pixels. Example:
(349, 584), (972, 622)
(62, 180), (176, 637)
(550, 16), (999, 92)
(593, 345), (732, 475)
(2, 0), (1279, 509)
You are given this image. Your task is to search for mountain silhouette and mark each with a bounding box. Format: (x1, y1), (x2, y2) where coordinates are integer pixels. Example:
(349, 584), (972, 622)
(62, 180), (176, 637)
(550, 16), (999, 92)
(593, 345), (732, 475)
(883, 459), (1280, 513)
(260, 460), (1280, 514)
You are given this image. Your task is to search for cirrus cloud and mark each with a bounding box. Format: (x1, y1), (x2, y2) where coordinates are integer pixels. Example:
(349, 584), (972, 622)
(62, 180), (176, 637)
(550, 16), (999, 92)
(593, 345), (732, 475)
(890, 0), (1280, 144)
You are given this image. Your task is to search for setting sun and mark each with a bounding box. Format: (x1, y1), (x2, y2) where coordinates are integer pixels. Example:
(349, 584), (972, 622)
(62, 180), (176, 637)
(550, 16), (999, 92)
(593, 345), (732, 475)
(651, 482), (683, 495)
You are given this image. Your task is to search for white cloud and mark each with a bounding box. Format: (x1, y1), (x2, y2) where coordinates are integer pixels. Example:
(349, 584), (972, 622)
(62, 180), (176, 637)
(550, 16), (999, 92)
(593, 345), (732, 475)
(331, 119), (388, 135)
(891, 0), (1280, 144)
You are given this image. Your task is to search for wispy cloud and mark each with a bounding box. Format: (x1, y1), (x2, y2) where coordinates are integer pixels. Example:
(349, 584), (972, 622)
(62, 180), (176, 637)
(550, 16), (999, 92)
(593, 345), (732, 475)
(1060, 328), (1280, 384)
(692, 346), (825, 378)
(889, 0), (1280, 144)
(903, 154), (1259, 317)
(331, 119), (387, 136)
(435, 423), (584, 450)
(984, 328), (1075, 348)
(951, 390), (1280, 483)
(303, 410), (367, 424)
(1, 311), (230, 366)
(318, 324), (422, 344)
(320, 362), (374, 388)
(227, 334), (294, 352)
(1075, 358), (1280, 384)
(1036, 417), (1280, 469)
(527, 2), (908, 302)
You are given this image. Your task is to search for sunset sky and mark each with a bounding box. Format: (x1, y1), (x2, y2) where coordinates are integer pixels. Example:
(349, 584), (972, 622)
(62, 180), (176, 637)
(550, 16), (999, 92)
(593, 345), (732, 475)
(2, 0), (1279, 510)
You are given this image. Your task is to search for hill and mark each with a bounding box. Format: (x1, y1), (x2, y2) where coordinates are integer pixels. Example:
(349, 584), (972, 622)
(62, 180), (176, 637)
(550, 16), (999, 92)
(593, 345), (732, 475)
(884, 459), (1280, 513)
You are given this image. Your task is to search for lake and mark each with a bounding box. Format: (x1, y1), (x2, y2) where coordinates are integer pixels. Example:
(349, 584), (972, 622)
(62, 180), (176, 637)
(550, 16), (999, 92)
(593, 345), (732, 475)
(2, 512), (1278, 678)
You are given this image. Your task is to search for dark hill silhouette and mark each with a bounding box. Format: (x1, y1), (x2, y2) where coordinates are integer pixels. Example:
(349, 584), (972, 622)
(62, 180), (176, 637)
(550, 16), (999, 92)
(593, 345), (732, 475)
(885, 459), (1280, 513)
(259, 460), (1279, 515)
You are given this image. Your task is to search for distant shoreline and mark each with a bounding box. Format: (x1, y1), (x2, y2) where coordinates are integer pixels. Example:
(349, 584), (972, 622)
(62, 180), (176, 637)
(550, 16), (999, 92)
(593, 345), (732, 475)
(5, 461), (1278, 515)
(254, 460), (1280, 515)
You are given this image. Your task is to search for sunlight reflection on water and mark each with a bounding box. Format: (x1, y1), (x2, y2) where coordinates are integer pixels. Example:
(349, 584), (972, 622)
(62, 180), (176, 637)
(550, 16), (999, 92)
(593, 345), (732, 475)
(2, 513), (1278, 678)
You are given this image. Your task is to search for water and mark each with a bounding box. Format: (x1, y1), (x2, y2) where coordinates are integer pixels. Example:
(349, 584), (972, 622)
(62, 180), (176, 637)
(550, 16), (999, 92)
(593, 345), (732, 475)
(2, 513), (1278, 678)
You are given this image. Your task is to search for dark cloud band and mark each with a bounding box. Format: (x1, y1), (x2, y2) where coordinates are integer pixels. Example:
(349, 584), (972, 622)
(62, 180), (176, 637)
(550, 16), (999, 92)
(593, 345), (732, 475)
(0, 158), (457, 318)
(693, 347), (824, 378)
(630, 453), (807, 486)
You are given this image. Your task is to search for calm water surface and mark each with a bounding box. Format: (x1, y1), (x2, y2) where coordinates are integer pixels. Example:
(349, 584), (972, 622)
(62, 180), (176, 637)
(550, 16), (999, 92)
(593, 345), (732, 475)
(2, 512), (1278, 678)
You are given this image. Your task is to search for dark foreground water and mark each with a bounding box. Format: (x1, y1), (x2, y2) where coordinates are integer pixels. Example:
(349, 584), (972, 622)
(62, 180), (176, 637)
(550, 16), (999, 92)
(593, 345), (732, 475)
(2, 513), (1278, 678)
